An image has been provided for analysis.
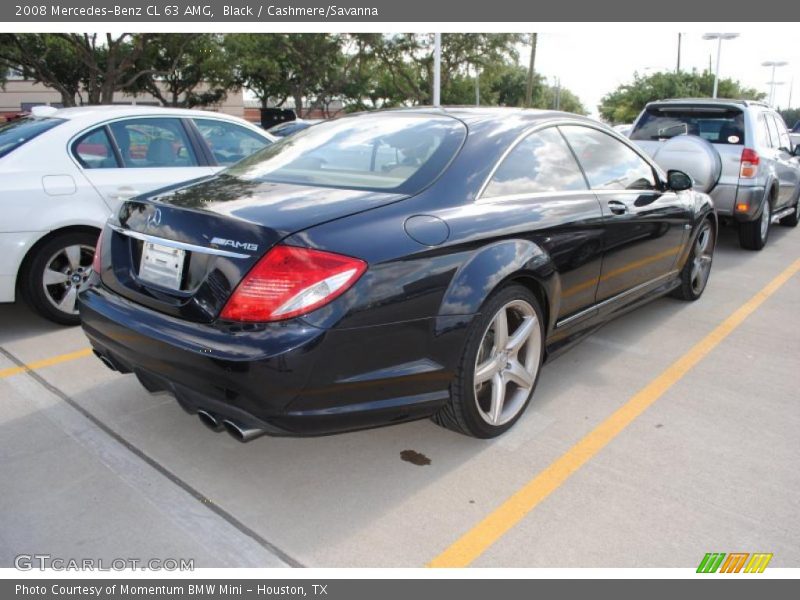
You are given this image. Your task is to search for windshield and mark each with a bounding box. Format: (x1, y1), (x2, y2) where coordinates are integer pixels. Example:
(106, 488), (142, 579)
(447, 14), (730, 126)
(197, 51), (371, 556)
(0, 117), (64, 159)
(631, 107), (745, 145)
(226, 113), (467, 194)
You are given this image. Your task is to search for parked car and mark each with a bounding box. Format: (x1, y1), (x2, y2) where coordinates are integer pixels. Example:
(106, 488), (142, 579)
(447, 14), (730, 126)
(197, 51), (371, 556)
(267, 118), (322, 137)
(79, 108), (715, 441)
(790, 120), (800, 149)
(0, 105), (276, 324)
(613, 123), (633, 137)
(630, 98), (800, 250)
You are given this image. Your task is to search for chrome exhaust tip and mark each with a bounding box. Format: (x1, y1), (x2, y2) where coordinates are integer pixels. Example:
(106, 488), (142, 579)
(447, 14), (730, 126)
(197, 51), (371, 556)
(93, 350), (118, 372)
(197, 410), (223, 432)
(221, 419), (266, 443)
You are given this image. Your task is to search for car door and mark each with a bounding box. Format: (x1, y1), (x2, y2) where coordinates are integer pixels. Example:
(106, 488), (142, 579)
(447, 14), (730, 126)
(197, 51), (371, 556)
(72, 117), (215, 211)
(479, 126), (605, 322)
(559, 124), (691, 304)
(190, 117), (272, 170)
(766, 113), (800, 209)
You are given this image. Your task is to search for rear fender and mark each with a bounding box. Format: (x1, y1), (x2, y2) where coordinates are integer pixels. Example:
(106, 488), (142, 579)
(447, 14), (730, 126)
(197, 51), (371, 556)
(437, 239), (558, 332)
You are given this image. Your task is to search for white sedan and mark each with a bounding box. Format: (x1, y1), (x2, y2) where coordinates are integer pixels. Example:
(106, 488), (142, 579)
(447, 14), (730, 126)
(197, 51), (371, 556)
(0, 105), (275, 324)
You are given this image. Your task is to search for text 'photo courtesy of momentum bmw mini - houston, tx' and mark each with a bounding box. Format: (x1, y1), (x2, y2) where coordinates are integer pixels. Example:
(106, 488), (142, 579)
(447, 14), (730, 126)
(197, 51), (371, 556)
(78, 108), (717, 441)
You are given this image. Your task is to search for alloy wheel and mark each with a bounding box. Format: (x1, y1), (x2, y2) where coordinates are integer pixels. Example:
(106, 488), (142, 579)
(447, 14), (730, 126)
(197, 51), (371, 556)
(760, 202), (771, 241)
(42, 244), (94, 315)
(473, 299), (542, 426)
(690, 222), (714, 295)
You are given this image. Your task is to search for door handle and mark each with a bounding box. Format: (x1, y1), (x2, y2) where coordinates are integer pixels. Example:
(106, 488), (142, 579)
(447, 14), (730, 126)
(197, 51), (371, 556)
(608, 200), (628, 215)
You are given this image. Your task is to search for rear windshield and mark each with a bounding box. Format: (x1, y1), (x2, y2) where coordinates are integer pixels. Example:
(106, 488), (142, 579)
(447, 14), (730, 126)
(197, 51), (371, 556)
(225, 113), (467, 194)
(631, 107), (745, 145)
(0, 117), (64, 159)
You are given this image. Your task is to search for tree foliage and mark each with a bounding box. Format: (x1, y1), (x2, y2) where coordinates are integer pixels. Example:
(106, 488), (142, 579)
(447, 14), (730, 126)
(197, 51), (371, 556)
(1, 32), (588, 117)
(130, 34), (232, 107)
(599, 70), (766, 124)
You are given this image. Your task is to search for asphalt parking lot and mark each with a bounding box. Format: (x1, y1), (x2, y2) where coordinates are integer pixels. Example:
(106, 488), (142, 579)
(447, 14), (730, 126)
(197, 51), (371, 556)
(1, 224), (798, 569)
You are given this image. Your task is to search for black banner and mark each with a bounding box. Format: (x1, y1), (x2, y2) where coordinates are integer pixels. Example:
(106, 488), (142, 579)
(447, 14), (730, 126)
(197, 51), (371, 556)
(5, 579), (800, 600)
(0, 0), (793, 23)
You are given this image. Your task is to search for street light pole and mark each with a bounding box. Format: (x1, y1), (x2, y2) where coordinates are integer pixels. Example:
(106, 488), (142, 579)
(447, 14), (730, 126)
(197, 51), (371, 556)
(762, 61), (788, 106)
(433, 33), (441, 107)
(702, 33), (739, 99)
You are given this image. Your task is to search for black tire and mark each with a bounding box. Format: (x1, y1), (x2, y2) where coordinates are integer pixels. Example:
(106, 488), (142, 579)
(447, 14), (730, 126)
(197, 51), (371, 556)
(738, 199), (771, 250)
(779, 196), (800, 227)
(21, 231), (98, 326)
(432, 284), (545, 438)
(671, 218), (715, 301)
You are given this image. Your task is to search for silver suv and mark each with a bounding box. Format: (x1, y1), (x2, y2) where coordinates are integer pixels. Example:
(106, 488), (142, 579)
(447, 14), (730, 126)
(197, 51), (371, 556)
(631, 99), (800, 250)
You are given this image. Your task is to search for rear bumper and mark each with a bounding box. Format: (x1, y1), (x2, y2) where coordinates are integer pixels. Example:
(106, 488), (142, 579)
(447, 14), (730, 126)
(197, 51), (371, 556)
(711, 183), (765, 221)
(78, 285), (459, 436)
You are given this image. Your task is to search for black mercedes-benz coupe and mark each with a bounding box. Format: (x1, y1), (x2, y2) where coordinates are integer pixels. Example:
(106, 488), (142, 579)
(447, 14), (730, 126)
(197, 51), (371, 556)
(79, 108), (716, 441)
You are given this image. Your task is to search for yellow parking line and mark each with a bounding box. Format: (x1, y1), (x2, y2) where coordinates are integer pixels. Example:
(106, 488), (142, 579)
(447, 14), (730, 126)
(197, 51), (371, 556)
(0, 347), (93, 380)
(429, 258), (800, 568)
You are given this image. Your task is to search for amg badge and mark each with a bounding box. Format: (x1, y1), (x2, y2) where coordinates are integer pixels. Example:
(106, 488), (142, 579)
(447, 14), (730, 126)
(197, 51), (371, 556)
(210, 237), (259, 252)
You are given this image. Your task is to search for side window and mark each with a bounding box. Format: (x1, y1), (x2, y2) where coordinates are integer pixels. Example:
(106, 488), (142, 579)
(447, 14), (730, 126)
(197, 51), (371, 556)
(560, 125), (657, 191)
(772, 114), (792, 150)
(108, 118), (199, 168)
(756, 115), (773, 148)
(193, 118), (270, 166)
(482, 127), (587, 198)
(764, 114), (781, 149)
(72, 127), (119, 169)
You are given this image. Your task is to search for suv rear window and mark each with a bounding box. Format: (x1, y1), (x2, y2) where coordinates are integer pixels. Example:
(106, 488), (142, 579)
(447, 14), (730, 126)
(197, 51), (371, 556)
(0, 117), (64, 159)
(631, 106), (745, 145)
(225, 113), (467, 194)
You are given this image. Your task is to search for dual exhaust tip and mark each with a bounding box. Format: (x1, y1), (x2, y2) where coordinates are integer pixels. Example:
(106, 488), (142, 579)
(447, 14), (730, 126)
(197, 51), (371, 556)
(196, 409), (265, 443)
(93, 351), (264, 443)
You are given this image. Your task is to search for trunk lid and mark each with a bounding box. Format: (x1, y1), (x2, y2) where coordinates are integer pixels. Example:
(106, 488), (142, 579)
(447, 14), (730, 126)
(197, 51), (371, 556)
(100, 175), (404, 322)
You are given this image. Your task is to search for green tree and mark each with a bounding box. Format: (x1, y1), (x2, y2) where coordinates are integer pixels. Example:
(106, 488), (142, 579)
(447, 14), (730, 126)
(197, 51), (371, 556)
(599, 69), (766, 124)
(54, 33), (166, 105)
(0, 34), (87, 106)
(277, 34), (343, 117)
(127, 34), (231, 108)
(225, 34), (288, 110)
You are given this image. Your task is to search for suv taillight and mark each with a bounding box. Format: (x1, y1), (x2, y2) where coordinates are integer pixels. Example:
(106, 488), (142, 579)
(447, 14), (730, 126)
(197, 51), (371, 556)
(740, 148), (759, 178)
(220, 245), (367, 322)
(92, 230), (104, 274)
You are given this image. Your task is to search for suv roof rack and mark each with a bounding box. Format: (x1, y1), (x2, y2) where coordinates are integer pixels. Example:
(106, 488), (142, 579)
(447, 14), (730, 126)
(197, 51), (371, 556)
(649, 98), (770, 108)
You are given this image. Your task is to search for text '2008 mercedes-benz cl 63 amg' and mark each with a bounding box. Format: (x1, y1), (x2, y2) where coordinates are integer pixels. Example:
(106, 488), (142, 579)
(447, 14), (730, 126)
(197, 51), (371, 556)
(78, 108), (716, 442)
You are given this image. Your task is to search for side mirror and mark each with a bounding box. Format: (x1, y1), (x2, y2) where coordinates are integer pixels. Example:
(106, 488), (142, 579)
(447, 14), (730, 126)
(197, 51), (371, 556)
(667, 169), (693, 192)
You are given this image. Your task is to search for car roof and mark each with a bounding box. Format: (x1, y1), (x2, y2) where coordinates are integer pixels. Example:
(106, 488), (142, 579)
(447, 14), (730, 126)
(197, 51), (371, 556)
(49, 105), (256, 124)
(350, 106), (600, 127)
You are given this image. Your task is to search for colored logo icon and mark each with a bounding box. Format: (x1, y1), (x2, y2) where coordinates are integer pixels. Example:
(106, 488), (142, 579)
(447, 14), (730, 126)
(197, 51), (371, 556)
(697, 552), (773, 573)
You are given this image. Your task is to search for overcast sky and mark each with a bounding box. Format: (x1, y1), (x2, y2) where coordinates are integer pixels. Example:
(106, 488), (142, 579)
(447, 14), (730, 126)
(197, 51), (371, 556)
(528, 27), (800, 119)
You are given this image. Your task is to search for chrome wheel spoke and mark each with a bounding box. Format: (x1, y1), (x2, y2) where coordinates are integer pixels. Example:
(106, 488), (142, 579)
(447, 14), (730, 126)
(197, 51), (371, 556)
(57, 286), (78, 313)
(504, 359), (534, 390)
(64, 245), (82, 271)
(488, 373), (505, 424)
(475, 357), (499, 385)
(506, 316), (536, 355)
(492, 309), (509, 349)
(43, 269), (69, 286)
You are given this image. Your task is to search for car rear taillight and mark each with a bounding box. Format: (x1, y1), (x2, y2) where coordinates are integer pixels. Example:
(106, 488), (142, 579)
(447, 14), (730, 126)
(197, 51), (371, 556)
(740, 148), (759, 178)
(220, 245), (367, 322)
(92, 230), (104, 274)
